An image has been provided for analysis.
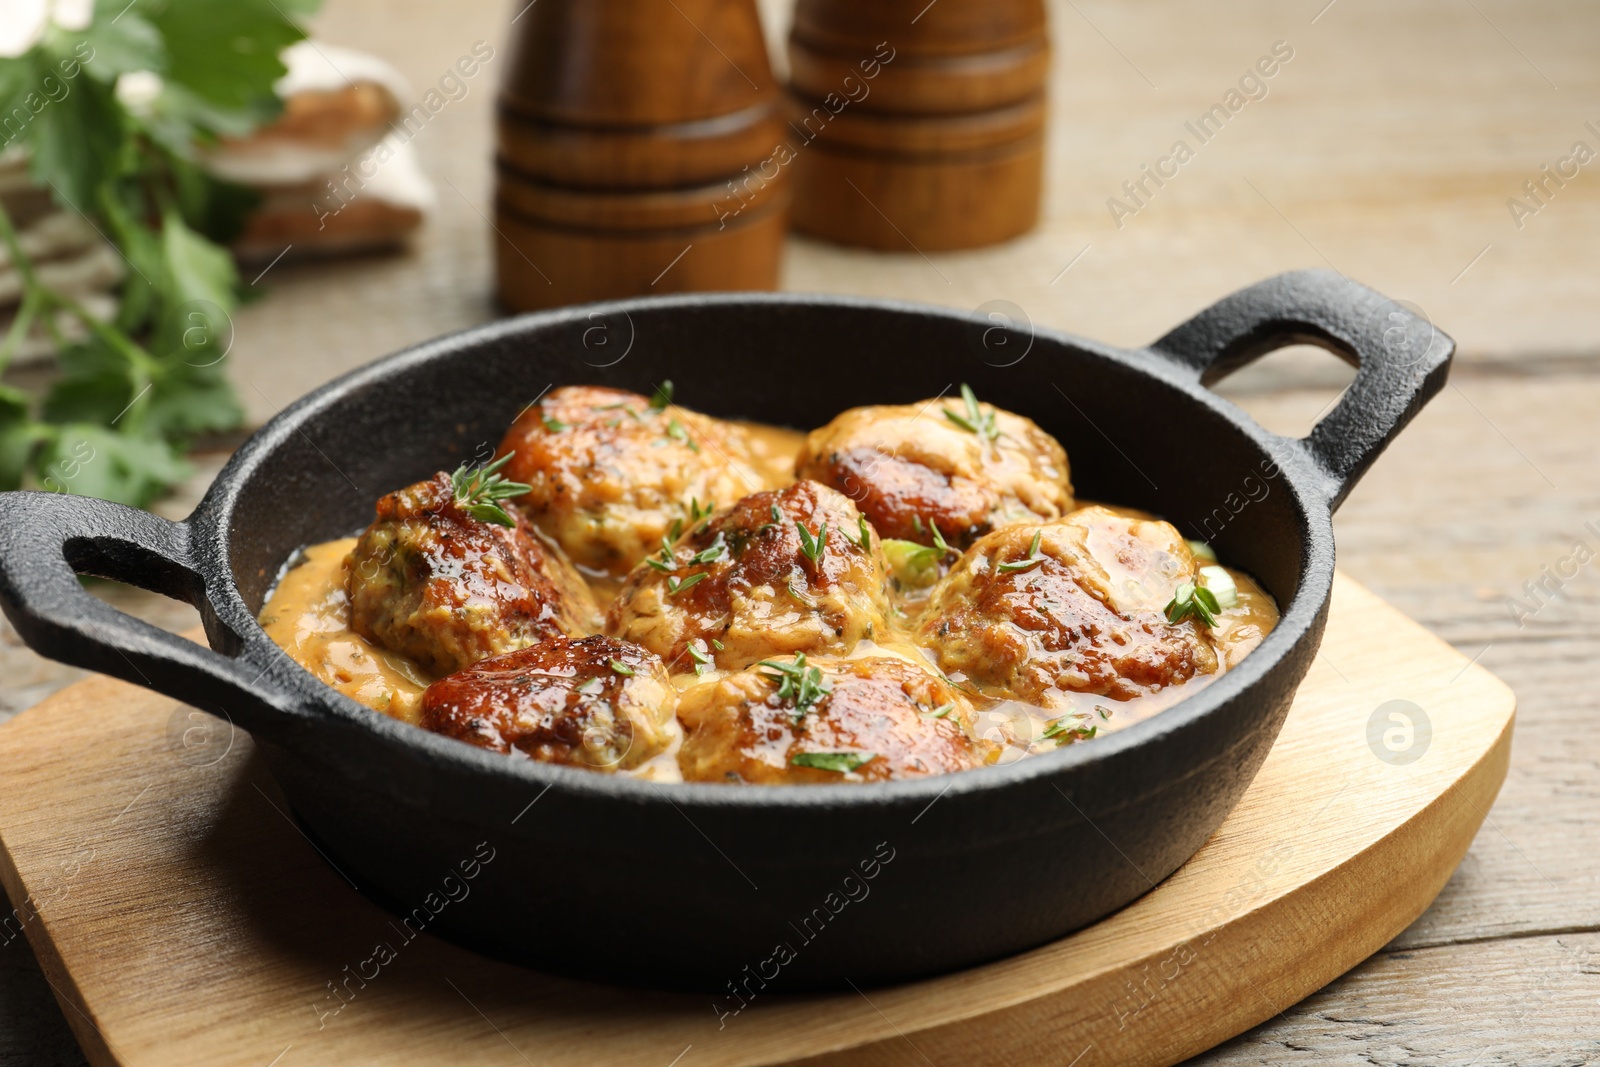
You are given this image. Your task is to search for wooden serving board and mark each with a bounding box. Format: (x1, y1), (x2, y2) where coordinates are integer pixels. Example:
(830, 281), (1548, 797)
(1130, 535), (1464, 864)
(0, 573), (1513, 1067)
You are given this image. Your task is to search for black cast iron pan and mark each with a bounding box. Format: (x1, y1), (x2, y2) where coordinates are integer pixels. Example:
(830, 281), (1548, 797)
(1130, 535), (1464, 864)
(0, 269), (1451, 991)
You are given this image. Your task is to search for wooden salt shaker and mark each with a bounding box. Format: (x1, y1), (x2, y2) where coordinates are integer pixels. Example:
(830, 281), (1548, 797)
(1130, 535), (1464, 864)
(786, 0), (1048, 252)
(495, 0), (788, 311)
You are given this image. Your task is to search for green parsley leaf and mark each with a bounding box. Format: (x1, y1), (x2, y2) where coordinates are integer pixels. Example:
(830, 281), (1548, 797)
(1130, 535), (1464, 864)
(0, 0), (319, 506)
(609, 660), (635, 676)
(650, 380), (674, 410)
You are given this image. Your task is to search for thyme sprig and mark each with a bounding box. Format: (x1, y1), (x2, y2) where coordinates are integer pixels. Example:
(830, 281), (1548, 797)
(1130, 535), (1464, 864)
(666, 572), (707, 595)
(848, 514), (872, 552)
(790, 751), (875, 773)
(943, 383), (1000, 442)
(796, 521), (828, 564)
(1041, 716), (1098, 745)
(1165, 581), (1221, 628)
(450, 453), (531, 528)
(759, 652), (832, 721)
(646, 535), (678, 573)
(996, 529), (1045, 575)
(690, 532), (728, 566)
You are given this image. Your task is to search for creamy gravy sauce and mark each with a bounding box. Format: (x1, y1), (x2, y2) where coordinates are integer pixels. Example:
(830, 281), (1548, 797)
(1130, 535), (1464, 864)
(260, 539), (430, 724)
(258, 420), (1280, 770)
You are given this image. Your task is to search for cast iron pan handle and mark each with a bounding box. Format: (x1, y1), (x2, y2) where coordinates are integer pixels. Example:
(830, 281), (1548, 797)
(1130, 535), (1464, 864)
(1148, 269), (1453, 511)
(0, 491), (301, 738)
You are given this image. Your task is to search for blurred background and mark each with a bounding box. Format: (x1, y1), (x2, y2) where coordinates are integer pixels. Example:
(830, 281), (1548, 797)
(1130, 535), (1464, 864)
(2, 0), (1598, 1063)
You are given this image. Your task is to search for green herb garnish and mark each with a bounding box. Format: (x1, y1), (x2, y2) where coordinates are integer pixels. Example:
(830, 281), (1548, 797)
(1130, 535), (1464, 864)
(541, 414), (569, 433)
(676, 496), (715, 539)
(450, 453), (531, 528)
(786, 578), (817, 607)
(995, 529), (1045, 574)
(1164, 581), (1221, 627)
(924, 703), (956, 720)
(666, 572), (708, 595)
(790, 751), (875, 773)
(650, 380), (674, 411)
(712, 639), (725, 650)
(646, 535), (677, 573)
(666, 418), (700, 452)
(759, 653), (832, 719)
(850, 515), (872, 552)
(943, 383), (1000, 442)
(0, 1), (317, 506)
(882, 522), (954, 589)
(687, 641), (713, 676)
(609, 660), (635, 677)
(690, 533), (728, 566)
(796, 521), (828, 564)
(1041, 717), (1098, 745)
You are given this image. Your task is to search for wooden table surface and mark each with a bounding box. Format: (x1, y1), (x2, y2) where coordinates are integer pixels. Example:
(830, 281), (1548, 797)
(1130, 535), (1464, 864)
(3, 1), (1598, 1063)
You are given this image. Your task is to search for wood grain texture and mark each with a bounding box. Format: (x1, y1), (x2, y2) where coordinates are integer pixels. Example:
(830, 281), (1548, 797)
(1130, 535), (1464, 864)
(210, 0), (1600, 430)
(4, 0), (1598, 1060)
(1198, 933), (1600, 1066)
(0, 577), (1512, 1067)
(786, 0), (1048, 250)
(492, 0), (788, 309)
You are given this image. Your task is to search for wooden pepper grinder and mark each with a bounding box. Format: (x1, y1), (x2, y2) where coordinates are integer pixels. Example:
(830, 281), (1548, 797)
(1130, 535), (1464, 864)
(786, 0), (1048, 252)
(495, 0), (789, 311)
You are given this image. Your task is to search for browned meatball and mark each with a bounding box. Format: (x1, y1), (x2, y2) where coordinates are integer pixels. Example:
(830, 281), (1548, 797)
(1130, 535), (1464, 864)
(607, 481), (890, 671)
(917, 506), (1219, 709)
(346, 471), (598, 677)
(498, 385), (767, 578)
(794, 386), (1073, 549)
(420, 636), (677, 772)
(677, 655), (991, 784)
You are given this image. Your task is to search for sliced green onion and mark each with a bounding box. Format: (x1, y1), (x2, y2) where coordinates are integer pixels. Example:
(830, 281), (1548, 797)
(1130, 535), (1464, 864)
(1199, 565), (1239, 609)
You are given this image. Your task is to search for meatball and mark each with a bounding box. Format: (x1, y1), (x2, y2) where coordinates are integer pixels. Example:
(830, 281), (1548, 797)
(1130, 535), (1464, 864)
(498, 385), (768, 578)
(421, 635), (677, 772)
(346, 470), (598, 677)
(677, 654), (991, 784)
(916, 506), (1220, 709)
(607, 481), (891, 672)
(794, 385), (1073, 549)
